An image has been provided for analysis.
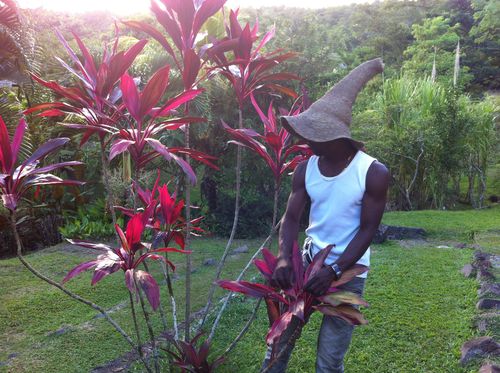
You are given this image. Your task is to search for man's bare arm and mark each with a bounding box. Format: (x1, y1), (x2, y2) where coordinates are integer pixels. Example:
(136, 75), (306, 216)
(273, 161), (308, 289)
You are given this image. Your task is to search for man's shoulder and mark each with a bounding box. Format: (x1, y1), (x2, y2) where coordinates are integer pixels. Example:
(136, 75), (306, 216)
(366, 160), (389, 194)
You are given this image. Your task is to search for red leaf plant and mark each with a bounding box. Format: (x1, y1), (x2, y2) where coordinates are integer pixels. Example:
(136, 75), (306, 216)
(0, 116), (84, 211)
(63, 211), (190, 310)
(218, 242), (369, 347)
(222, 94), (312, 187)
(207, 8), (301, 109)
(109, 67), (218, 184)
(123, 0), (228, 91)
(116, 172), (204, 250)
(25, 28), (148, 147)
(164, 332), (225, 373)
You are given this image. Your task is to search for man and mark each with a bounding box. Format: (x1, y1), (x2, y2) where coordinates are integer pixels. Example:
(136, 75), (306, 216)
(262, 58), (390, 373)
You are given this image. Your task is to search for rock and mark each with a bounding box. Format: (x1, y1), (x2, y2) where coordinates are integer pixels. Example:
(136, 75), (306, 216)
(47, 326), (72, 337)
(475, 313), (500, 333)
(454, 242), (468, 249)
(436, 245), (452, 249)
(460, 336), (500, 365)
(475, 251), (491, 262)
(477, 267), (496, 282)
(477, 299), (500, 310)
(480, 363), (500, 373)
(203, 258), (217, 266)
(461, 264), (476, 278)
(479, 283), (500, 298)
(372, 224), (388, 244)
(491, 255), (500, 269)
(232, 245), (249, 254)
(7, 353), (17, 359)
(385, 225), (426, 240)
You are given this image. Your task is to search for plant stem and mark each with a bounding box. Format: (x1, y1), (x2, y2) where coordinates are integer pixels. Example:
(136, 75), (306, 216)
(9, 212), (145, 364)
(199, 108), (244, 331)
(128, 290), (153, 373)
(134, 273), (161, 373)
(209, 223), (279, 341)
(222, 298), (262, 357)
(184, 119), (193, 341)
(260, 321), (302, 373)
(161, 255), (179, 339)
(99, 140), (119, 241)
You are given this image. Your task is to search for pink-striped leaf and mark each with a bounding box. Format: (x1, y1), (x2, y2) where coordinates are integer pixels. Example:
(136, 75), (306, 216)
(135, 270), (160, 311)
(265, 311), (294, 345)
(318, 291), (369, 308)
(63, 260), (98, 283)
(314, 304), (368, 325)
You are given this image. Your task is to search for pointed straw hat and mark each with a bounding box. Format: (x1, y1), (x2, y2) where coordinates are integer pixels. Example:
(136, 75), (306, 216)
(281, 58), (384, 148)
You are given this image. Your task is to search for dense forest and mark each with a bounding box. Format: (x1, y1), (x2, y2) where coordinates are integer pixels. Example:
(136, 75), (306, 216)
(1, 0), (498, 238)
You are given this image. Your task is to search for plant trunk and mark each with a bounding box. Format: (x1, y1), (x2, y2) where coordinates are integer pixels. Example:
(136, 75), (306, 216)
(184, 114), (193, 341)
(134, 273), (160, 373)
(161, 253), (179, 339)
(9, 211), (148, 366)
(260, 321), (302, 373)
(99, 141), (119, 241)
(198, 108), (244, 331)
(129, 290), (152, 373)
(222, 299), (262, 358)
(209, 226), (278, 341)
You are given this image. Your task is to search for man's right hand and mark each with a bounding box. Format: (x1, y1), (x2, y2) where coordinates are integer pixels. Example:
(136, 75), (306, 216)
(272, 256), (295, 290)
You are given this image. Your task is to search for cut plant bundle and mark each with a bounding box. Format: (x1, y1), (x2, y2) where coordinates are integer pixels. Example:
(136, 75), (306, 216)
(218, 242), (369, 357)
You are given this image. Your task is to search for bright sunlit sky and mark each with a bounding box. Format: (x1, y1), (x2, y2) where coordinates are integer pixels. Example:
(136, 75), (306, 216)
(19, 0), (375, 15)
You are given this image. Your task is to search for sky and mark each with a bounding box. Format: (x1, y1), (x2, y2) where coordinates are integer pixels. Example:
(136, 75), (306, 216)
(18, 0), (375, 15)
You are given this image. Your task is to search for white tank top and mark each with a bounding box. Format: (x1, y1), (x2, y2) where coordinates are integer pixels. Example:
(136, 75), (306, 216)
(305, 151), (376, 278)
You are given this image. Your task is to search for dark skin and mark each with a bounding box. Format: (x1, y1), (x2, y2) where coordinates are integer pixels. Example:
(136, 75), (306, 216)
(273, 138), (390, 296)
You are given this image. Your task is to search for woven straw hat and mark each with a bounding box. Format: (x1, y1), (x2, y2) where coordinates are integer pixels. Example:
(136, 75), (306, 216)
(281, 58), (384, 148)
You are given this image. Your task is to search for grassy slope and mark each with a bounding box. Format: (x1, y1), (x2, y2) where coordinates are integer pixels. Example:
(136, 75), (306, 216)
(0, 206), (498, 372)
(210, 206), (499, 373)
(0, 238), (264, 372)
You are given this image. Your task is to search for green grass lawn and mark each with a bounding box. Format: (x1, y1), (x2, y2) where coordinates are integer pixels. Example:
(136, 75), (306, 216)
(0, 205), (498, 372)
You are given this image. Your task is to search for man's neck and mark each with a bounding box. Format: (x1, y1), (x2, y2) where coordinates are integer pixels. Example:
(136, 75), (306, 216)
(322, 140), (357, 164)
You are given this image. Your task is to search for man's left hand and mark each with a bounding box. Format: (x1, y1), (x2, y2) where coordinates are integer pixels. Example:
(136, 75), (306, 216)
(304, 266), (337, 296)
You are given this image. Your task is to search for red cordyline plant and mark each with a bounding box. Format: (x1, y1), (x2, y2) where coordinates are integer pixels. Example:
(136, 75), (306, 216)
(199, 8), (301, 332)
(25, 29), (147, 147)
(63, 212), (189, 311)
(124, 0), (229, 340)
(111, 66), (218, 184)
(0, 116), (152, 369)
(207, 8), (300, 108)
(24, 29), (149, 228)
(116, 172), (204, 250)
(0, 116), (84, 212)
(218, 243), (369, 354)
(164, 332), (224, 373)
(124, 0), (227, 91)
(222, 94), (312, 222)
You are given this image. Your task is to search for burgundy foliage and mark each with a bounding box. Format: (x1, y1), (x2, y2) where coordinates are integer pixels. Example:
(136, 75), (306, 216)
(25, 29), (148, 146)
(116, 172), (204, 249)
(218, 243), (369, 345)
(124, 0), (227, 90)
(0, 116), (83, 211)
(165, 332), (224, 373)
(207, 9), (300, 108)
(110, 66), (218, 184)
(222, 95), (312, 185)
(64, 212), (190, 310)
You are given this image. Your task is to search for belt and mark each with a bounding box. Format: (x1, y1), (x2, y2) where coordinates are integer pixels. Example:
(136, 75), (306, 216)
(303, 238), (314, 264)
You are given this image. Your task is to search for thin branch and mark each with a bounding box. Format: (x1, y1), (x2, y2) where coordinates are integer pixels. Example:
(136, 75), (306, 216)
(9, 212), (146, 364)
(222, 299), (262, 358)
(134, 273), (161, 373)
(199, 108), (244, 331)
(209, 222), (280, 341)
